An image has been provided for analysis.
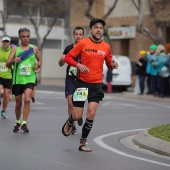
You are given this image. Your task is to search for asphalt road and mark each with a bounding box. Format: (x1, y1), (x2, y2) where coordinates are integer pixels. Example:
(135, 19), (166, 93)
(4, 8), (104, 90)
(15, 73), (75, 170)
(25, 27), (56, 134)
(0, 86), (170, 170)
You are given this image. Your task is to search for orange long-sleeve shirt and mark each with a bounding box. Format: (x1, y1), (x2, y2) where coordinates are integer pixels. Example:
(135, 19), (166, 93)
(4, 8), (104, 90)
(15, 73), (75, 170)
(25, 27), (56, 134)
(64, 37), (112, 83)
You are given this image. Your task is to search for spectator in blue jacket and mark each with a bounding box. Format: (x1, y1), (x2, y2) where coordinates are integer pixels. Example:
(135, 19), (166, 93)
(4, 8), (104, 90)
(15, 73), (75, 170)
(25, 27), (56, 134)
(146, 44), (157, 95)
(164, 44), (170, 95)
(152, 45), (167, 97)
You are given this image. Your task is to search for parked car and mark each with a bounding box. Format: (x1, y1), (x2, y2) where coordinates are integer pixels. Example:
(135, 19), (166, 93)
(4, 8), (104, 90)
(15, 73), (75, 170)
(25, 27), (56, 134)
(103, 55), (132, 91)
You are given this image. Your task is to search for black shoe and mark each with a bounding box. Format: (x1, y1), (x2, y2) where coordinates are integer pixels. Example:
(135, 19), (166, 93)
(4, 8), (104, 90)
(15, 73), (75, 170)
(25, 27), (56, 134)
(20, 124), (29, 133)
(78, 117), (83, 126)
(70, 125), (77, 135)
(13, 123), (21, 133)
(62, 119), (73, 137)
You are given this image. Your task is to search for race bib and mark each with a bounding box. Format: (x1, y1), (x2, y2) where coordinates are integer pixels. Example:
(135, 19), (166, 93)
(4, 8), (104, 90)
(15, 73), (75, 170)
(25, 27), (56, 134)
(73, 88), (88, 101)
(20, 64), (31, 75)
(0, 62), (8, 72)
(69, 66), (77, 76)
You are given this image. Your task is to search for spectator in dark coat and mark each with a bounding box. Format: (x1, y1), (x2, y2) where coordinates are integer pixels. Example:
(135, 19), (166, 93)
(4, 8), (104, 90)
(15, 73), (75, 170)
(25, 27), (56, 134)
(136, 50), (147, 94)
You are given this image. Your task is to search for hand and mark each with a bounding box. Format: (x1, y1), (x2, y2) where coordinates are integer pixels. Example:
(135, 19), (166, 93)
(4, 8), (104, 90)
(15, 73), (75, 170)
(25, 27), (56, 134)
(137, 61), (142, 66)
(61, 55), (65, 60)
(34, 64), (39, 70)
(76, 63), (89, 72)
(110, 61), (118, 69)
(14, 57), (21, 63)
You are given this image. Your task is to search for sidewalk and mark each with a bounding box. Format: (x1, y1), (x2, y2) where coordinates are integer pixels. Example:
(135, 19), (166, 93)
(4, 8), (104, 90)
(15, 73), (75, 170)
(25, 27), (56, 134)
(122, 91), (170, 103)
(38, 78), (170, 102)
(133, 130), (170, 157)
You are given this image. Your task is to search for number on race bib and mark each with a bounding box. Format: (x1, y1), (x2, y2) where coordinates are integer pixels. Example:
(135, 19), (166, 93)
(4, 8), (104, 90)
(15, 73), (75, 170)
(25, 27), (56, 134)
(0, 62), (8, 72)
(20, 64), (31, 75)
(73, 88), (88, 101)
(69, 66), (77, 76)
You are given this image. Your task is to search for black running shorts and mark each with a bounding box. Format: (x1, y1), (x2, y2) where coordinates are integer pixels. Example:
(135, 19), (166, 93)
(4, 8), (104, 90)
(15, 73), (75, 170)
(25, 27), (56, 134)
(65, 76), (75, 98)
(12, 83), (35, 96)
(73, 79), (104, 108)
(0, 77), (12, 89)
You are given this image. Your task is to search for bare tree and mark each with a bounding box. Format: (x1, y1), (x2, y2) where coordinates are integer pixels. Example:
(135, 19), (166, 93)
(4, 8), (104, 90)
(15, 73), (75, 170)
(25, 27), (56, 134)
(132, 0), (168, 44)
(20, 0), (66, 51)
(0, 0), (21, 34)
(79, 0), (119, 52)
(82, 0), (170, 45)
(16, 0), (67, 83)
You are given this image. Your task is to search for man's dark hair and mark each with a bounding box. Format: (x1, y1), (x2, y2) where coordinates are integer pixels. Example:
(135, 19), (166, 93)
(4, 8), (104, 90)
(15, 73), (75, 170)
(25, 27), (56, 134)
(18, 28), (30, 36)
(73, 27), (84, 35)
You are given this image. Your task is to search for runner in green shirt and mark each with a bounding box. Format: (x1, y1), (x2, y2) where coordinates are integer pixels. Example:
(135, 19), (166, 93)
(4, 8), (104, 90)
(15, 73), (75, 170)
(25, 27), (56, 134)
(0, 35), (12, 119)
(6, 28), (42, 133)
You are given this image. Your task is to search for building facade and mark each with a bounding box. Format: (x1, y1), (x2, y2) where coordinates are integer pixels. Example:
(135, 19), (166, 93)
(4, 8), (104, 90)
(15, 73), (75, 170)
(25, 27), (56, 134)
(70, 0), (170, 82)
(0, 0), (68, 80)
(1, 0), (170, 83)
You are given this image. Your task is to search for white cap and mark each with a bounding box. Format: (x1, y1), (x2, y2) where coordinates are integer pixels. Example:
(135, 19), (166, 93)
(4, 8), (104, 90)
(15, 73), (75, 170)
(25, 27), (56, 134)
(2, 36), (11, 42)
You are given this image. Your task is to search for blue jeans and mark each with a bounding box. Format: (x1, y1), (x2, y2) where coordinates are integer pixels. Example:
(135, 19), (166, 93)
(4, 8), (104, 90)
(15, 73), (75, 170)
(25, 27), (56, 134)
(138, 75), (145, 94)
(146, 74), (152, 94)
(151, 75), (159, 95)
(157, 76), (163, 96)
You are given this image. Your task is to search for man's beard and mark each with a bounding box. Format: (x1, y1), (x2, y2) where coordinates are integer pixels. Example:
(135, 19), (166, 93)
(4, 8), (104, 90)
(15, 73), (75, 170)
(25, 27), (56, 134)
(91, 33), (102, 42)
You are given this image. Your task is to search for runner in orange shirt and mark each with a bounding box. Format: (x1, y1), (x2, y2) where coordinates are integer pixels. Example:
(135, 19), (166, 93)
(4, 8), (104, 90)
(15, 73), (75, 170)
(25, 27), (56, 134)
(62, 18), (118, 152)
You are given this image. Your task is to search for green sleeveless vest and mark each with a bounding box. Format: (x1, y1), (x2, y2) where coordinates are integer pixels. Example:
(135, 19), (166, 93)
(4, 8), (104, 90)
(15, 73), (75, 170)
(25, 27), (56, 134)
(13, 44), (36, 85)
(0, 47), (12, 79)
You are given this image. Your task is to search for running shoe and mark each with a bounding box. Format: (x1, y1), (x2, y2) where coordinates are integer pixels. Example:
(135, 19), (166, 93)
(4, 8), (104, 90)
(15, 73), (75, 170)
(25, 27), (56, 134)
(13, 123), (21, 133)
(70, 125), (77, 135)
(78, 117), (83, 126)
(1, 111), (7, 119)
(20, 124), (29, 133)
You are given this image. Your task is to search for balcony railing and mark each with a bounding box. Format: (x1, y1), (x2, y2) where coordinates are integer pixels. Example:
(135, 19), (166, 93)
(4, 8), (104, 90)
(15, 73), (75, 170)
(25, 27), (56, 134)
(7, 15), (64, 26)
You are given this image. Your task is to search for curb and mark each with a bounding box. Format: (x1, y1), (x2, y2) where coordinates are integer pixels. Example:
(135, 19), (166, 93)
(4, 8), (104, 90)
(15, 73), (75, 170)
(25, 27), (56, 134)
(133, 130), (170, 157)
(122, 92), (170, 103)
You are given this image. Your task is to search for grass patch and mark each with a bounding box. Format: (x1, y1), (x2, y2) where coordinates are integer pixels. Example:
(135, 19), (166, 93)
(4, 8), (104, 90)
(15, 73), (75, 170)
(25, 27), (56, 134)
(148, 124), (170, 142)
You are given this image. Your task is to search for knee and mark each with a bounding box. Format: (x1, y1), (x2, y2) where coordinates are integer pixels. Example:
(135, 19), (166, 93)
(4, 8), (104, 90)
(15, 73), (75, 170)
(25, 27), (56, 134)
(4, 94), (10, 100)
(16, 101), (22, 108)
(24, 97), (30, 104)
(72, 111), (82, 121)
(87, 110), (95, 120)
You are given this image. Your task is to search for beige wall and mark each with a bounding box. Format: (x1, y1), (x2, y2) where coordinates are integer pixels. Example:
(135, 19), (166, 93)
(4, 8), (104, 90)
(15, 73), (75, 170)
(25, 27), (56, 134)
(104, 0), (150, 17)
(41, 49), (67, 78)
(70, 0), (104, 27)
(70, 0), (169, 62)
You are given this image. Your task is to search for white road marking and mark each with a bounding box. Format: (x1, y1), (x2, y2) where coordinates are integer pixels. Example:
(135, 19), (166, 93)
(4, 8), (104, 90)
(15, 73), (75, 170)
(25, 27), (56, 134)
(36, 90), (64, 95)
(7, 107), (58, 110)
(94, 129), (170, 167)
(101, 101), (137, 107)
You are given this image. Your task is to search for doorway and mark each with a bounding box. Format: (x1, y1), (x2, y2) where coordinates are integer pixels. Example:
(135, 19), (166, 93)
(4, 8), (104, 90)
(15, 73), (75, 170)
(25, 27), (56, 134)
(120, 39), (129, 56)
